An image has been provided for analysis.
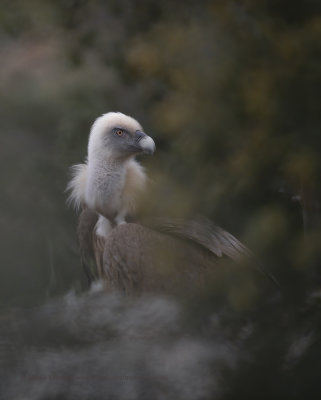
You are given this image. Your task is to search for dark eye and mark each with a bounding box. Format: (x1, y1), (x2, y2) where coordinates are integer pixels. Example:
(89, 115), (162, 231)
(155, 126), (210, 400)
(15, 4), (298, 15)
(116, 129), (123, 136)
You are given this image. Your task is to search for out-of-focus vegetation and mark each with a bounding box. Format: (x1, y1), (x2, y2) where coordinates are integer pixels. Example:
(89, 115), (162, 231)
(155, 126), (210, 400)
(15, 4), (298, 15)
(0, 2), (321, 399)
(0, 0), (320, 308)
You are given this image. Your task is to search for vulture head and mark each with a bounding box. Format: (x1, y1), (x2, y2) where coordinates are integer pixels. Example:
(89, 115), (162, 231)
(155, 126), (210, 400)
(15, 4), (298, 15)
(87, 112), (155, 161)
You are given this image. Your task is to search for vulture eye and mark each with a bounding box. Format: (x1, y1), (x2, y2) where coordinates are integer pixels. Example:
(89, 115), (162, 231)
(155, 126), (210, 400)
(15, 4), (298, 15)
(116, 129), (123, 136)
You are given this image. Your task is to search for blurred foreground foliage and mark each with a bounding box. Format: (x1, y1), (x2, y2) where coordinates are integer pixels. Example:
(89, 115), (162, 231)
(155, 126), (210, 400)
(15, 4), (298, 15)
(0, 0), (320, 307)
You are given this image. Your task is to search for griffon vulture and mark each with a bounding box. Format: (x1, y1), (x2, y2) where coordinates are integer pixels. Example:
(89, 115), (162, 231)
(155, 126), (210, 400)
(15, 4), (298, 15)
(68, 112), (272, 293)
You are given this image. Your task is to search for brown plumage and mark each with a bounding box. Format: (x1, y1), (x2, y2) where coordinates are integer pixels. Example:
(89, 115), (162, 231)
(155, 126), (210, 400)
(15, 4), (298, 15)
(77, 208), (267, 294)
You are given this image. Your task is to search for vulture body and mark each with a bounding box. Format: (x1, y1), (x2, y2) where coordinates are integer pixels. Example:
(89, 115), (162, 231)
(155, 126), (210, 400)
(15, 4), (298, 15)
(69, 112), (271, 293)
(77, 208), (256, 294)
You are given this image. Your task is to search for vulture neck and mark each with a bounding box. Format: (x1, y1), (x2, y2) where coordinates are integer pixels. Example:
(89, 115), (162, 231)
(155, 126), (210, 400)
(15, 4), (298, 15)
(88, 146), (133, 165)
(88, 147), (135, 176)
(86, 151), (133, 219)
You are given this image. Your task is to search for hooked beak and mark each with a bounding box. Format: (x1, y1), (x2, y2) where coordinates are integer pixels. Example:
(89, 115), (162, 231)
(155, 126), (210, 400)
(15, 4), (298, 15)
(135, 130), (156, 155)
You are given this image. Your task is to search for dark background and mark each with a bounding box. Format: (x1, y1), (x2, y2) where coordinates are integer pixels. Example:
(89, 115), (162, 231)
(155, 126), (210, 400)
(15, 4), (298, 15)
(0, 0), (320, 308)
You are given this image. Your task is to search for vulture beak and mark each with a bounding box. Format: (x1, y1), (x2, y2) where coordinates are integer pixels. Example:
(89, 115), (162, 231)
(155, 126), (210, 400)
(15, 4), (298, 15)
(135, 130), (156, 155)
